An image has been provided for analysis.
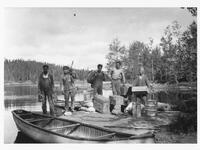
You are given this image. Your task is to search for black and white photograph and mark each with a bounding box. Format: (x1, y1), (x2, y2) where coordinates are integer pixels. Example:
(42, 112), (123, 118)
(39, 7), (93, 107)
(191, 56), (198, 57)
(2, 3), (198, 145)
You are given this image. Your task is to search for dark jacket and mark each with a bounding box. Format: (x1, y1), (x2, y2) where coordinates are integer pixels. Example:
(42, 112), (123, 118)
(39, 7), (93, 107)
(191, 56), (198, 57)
(92, 71), (106, 86)
(38, 73), (54, 94)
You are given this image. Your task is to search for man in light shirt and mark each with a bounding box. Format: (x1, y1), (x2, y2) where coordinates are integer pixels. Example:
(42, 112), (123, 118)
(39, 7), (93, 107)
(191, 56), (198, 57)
(110, 61), (125, 95)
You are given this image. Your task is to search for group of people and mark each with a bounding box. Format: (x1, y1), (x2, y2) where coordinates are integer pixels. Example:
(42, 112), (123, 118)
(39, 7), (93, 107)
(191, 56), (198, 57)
(38, 61), (150, 116)
(87, 61), (126, 96)
(38, 65), (77, 116)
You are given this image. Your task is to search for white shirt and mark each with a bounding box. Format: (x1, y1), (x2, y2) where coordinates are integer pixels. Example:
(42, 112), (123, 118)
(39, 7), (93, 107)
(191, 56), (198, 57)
(42, 73), (49, 79)
(111, 68), (125, 83)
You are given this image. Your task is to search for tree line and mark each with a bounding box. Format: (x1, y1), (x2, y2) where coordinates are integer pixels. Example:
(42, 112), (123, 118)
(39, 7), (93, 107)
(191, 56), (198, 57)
(4, 8), (197, 85)
(106, 10), (197, 84)
(4, 59), (90, 83)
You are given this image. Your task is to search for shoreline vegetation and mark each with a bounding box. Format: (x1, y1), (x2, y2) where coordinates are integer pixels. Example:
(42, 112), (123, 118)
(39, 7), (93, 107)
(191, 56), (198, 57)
(4, 80), (197, 92)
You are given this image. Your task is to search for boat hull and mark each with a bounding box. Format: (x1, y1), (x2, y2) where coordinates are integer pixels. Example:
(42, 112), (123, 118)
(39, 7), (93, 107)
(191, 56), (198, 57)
(12, 110), (154, 143)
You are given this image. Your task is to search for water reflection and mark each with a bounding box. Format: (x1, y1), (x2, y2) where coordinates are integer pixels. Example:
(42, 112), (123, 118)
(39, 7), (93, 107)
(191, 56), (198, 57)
(4, 99), (38, 110)
(157, 89), (197, 105)
(4, 85), (112, 143)
(4, 85), (38, 96)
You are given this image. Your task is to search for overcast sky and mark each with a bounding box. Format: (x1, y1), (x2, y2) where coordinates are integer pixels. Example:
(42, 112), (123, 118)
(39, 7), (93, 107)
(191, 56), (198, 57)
(4, 8), (195, 70)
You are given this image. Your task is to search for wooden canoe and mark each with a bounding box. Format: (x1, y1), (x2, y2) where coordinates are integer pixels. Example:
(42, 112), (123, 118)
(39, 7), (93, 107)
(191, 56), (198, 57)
(12, 109), (154, 143)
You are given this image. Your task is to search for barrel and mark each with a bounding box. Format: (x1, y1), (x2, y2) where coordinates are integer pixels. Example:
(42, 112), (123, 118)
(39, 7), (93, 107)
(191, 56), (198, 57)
(145, 93), (157, 117)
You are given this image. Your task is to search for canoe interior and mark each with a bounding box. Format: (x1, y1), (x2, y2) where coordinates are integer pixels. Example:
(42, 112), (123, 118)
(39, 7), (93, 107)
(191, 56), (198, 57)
(13, 110), (134, 141)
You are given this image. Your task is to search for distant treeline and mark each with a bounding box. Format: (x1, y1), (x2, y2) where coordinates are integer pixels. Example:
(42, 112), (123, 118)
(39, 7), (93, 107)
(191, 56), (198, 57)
(4, 59), (90, 83)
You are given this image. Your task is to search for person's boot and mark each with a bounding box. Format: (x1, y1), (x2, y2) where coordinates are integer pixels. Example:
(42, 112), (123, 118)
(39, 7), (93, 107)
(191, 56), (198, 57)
(70, 107), (74, 112)
(43, 110), (47, 114)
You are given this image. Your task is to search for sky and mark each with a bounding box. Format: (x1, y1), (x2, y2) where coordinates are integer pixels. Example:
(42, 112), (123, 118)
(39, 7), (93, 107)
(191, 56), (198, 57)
(4, 8), (195, 70)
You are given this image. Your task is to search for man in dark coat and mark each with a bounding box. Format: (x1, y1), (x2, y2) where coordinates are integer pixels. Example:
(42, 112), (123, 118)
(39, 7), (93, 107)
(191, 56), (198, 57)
(89, 64), (106, 95)
(38, 65), (55, 116)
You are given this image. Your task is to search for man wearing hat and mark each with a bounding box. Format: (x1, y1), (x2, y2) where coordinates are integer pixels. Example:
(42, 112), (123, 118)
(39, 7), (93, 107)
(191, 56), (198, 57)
(38, 64), (55, 116)
(61, 66), (77, 112)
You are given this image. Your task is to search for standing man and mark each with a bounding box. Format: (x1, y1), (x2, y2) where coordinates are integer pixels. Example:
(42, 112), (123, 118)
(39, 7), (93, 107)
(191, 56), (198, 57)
(91, 64), (106, 95)
(61, 66), (77, 112)
(111, 61), (125, 95)
(38, 65), (55, 116)
(132, 66), (151, 105)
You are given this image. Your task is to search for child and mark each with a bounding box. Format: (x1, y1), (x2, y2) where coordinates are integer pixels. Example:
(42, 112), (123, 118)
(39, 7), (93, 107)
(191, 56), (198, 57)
(61, 66), (77, 112)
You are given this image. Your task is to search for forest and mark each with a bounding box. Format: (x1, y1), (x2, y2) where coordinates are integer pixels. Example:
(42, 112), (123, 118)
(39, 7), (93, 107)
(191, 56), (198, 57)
(4, 59), (90, 83)
(106, 8), (197, 84)
(4, 8), (197, 84)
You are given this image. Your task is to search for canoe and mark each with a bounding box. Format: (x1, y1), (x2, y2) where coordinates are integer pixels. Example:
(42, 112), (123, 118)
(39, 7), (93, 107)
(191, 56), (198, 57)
(12, 109), (155, 143)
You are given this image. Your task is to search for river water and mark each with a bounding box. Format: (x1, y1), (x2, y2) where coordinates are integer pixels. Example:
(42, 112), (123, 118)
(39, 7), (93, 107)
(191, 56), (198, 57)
(4, 85), (112, 143)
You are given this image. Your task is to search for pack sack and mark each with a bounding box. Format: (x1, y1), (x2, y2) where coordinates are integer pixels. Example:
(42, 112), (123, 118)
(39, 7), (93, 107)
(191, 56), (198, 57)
(87, 72), (96, 84)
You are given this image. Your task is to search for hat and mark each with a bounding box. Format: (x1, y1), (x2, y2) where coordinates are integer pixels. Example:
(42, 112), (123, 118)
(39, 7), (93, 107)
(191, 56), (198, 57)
(97, 64), (103, 68)
(43, 64), (49, 69)
(63, 66), (70, 70)
(116, 61), (121, 65)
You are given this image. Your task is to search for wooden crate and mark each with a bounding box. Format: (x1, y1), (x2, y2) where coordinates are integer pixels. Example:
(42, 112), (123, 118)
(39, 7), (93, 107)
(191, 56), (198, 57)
(93, 95), (110, 113)
(83, 89), (94, 101)
(109, 95), (124, 106)
(132, 86), (149, 93)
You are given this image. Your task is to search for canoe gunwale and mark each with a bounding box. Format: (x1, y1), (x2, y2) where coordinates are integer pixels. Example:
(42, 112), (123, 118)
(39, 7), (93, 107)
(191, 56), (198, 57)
(12, 109), (154, 142)
(47, 123), (80, 130)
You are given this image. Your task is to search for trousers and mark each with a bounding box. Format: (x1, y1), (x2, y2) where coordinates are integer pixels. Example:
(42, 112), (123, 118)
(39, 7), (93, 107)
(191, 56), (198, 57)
(112, 79), (121, 95)
(64, 89), (76, 110)
(42, 92), (55, 116)
(93, 84), (103, 95)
